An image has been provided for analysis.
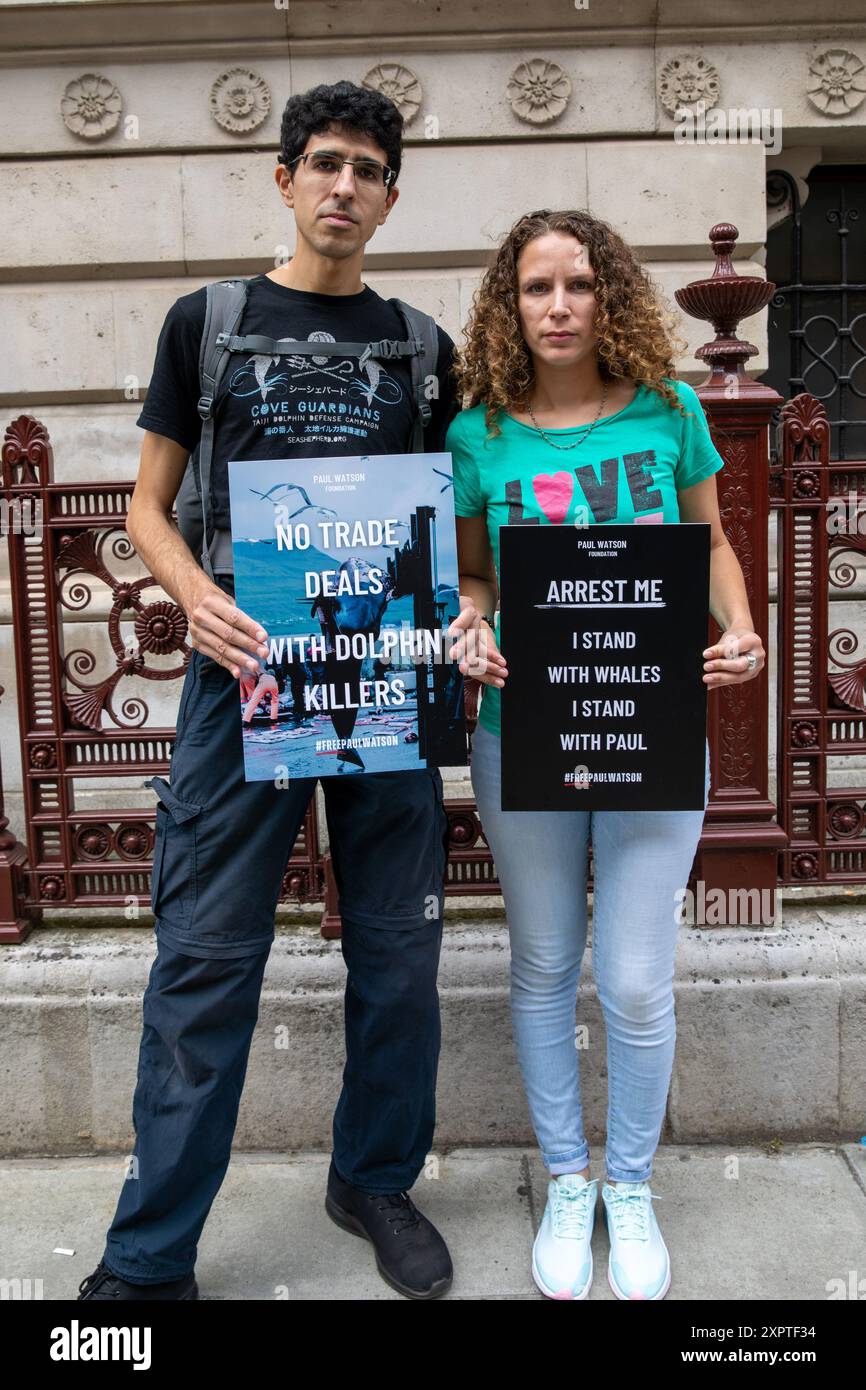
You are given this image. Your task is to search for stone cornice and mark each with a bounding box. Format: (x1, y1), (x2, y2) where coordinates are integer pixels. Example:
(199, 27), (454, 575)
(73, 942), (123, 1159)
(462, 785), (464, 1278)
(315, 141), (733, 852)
(1, 0), (864, 65)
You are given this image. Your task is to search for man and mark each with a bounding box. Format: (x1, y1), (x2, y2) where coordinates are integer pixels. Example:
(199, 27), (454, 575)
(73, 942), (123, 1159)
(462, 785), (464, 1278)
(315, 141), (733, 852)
(77, 80), (476, 1302)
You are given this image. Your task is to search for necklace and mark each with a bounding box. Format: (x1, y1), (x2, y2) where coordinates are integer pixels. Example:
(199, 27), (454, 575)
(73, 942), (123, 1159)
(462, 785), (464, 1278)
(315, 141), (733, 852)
(525, 381), (609, 452)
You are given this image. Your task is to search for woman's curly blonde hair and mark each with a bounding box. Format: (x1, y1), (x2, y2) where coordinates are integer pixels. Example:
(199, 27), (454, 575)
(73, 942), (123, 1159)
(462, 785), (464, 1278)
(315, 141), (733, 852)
(453, 209), (690, 438)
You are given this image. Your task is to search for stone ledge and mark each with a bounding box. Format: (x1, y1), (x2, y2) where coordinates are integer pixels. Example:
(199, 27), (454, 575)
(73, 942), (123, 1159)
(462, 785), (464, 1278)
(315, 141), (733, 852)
(1, 0), (861, 59)
(1, 904), (864, 1157)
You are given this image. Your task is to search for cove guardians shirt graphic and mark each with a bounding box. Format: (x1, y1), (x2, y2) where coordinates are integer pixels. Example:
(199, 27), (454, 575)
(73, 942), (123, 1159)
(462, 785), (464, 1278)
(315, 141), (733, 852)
(447, 377), (725, 738)
(136, 272), (459, 564)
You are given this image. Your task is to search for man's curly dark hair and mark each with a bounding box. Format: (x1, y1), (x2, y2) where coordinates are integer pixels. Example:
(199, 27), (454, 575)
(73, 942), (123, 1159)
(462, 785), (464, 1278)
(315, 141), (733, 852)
(279, 81), (403, 183)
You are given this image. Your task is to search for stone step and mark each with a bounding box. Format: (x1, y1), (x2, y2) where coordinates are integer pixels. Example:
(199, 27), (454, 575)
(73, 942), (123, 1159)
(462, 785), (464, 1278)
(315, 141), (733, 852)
(2, 902), (864, 1157)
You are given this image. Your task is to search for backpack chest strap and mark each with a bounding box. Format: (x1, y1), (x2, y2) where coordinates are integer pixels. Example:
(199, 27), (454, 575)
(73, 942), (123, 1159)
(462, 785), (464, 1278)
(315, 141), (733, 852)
(216, 332), (422, 366)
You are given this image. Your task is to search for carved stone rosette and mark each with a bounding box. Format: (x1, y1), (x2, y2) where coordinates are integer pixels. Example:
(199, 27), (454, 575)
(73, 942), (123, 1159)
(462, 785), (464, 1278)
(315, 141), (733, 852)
(362, 64), (422, 125)
(806, 49), (866, 117)
(60, 73), (122, 140)
(507, 59), (572, 125)
(658, 54), (721, 116)
(209, 68), (271, 134)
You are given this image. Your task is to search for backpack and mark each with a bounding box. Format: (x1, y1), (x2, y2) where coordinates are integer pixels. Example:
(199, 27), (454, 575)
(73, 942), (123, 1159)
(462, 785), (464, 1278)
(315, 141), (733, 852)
(174, 275), (441, 579)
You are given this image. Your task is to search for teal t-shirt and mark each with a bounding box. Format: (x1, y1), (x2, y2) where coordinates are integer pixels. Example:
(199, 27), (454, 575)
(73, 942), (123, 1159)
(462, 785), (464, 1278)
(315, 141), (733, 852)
(446, 377), (725, 737)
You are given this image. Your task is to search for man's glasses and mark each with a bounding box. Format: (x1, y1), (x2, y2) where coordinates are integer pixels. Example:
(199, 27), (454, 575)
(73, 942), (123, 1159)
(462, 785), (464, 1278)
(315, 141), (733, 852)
(288, 151), (396, 190)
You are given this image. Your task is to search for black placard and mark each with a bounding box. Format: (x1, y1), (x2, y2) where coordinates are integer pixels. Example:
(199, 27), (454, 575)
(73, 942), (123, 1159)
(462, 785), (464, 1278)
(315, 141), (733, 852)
(499, 524), (711, 810)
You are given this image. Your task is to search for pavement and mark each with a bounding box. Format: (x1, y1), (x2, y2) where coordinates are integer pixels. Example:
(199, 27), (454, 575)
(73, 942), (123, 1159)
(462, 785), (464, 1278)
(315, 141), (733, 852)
(2, 1141), (866, 1301)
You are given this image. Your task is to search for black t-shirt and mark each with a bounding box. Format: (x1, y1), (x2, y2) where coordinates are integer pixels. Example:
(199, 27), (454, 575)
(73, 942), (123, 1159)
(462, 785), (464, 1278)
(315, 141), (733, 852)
(136, 272), (460, 583)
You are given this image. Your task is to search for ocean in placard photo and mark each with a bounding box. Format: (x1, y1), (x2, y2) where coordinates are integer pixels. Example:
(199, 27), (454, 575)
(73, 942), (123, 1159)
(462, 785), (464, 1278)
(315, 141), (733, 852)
(231, 536), (416, 635)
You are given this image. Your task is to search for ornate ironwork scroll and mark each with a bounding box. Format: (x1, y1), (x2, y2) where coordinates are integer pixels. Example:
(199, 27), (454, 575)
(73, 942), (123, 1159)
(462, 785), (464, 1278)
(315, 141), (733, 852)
(0, 414), (324, 940)
(772, 391), (866, 881)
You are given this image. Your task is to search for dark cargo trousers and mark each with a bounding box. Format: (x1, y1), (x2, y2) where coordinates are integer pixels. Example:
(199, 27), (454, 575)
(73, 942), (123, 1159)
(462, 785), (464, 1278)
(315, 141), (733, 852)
(102, 648), (451, 1283)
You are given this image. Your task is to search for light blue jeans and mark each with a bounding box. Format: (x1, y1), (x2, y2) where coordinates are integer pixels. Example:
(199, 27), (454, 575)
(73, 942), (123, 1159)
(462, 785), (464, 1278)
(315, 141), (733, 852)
(470, 721), (711, 1183)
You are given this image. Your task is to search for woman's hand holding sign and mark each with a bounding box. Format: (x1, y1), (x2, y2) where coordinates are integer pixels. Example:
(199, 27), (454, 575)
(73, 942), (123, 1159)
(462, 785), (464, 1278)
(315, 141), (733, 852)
(447, 596), (509, 689)
(702, 628), (765, 688)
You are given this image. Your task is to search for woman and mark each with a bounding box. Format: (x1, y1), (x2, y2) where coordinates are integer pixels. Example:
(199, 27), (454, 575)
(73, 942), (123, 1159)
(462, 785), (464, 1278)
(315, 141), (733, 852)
(445, 209), (764, 1301)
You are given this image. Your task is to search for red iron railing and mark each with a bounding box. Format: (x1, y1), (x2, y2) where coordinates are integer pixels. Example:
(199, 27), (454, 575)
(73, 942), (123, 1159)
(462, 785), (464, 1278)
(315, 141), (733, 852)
(0, 415), (500, 940)
(771, 393), (866, 883)
(8, 221), (851, 940)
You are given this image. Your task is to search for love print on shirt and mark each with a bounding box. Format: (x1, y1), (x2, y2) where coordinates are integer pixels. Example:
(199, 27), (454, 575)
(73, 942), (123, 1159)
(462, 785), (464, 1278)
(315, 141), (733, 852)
(508, 450), (664, 525)
(532, 472), (574, 524)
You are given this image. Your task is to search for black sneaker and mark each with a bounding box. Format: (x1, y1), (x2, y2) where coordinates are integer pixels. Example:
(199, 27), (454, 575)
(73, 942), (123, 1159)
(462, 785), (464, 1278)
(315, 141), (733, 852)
(325, 1157), (453, 1299)
(77, 1260), (199, 1300)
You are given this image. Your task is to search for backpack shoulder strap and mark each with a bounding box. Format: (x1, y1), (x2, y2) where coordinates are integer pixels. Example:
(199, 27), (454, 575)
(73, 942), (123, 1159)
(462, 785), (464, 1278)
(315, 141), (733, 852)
(220, 331), (419, 363)
(388, 299), (440, 451)
(183, 286), (439, 578)
(194, 277), (250, 578)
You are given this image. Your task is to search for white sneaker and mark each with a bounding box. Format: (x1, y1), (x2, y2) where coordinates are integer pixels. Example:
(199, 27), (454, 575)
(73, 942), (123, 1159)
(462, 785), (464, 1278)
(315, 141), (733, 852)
(532, 1174), (599, 1300)
(601, 1180), (670, 1300)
